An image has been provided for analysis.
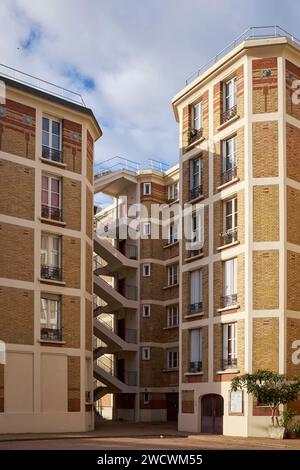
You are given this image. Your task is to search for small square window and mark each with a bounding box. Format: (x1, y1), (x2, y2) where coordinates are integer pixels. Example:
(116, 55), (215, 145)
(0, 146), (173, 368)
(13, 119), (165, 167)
(143, 182), (152, 195)
(142, 305), (151, 317)
(142, 347), (150, 360)
(143, 264), (151, 277)
(143, 392), (149, 404)
(142, 222), (151, 236)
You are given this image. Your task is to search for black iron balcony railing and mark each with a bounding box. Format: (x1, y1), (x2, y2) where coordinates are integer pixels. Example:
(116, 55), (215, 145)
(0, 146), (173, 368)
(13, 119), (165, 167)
(221, 165), (237, 185)
(188, 247), (203, 258)
(189, 184), (203, 200)
(222, 358), (238, 370)
(42, 145), (63, 163)
(220, 227), (238, 246)
(188, 302), (203, 315)
(40, 265), (62, 281)
(40, 328), (62, 341)
(189, 128), (203, 145)
(220, 293), (238, 309)
(222, 104), (237, 123)
(41, 204), (63, 222)
(189, 361), (202, 373)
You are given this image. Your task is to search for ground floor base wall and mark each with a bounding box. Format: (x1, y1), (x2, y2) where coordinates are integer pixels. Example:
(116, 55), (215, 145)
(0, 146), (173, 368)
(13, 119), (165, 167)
(140, 409), (167, 422)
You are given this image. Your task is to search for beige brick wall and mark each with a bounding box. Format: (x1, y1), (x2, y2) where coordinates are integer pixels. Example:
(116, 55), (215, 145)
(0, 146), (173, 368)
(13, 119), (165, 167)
(86, 187), (93, 240)
(252, 318), (279, 372)
(286, 318), (300, 379)
(213, 323), (222, 379)
(287, 251), (300, 311)
(0, 222), (34, 281)
(213, 260), (222, 313)
(86, 130), (94, 184)
(140, 347), (178, 387)
(252, 58), (278, 114)
(62, 296), (80, 348)
(62, 119), (82, 174)
(68, 356), (81, 412)
(86, 242), (93, 294)
(286, 60), (300, 120)
(237, 320), (245, 374)
(253, 250), (279, 309)
(287, 186), (300, 245)
(0, 159), (35, 220)
(0, 286), (34, 345)
(286, 123), (300, 183)
(86, 299), (92, 351)
(140, 263), (165, 301)
(253, 185), (279, 241)
(237, 253), (245, 312)
(62, 236), (81, 289)
(63, 177), (81, 231)
(181, 390), (194, 413)
(140, 304), (178, 343)
(252, 121), (278, 177)
(0, 365), (3, 412)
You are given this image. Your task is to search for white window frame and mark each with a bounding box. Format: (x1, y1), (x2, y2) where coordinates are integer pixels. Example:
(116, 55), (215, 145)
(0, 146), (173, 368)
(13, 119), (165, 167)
(223, 76), (237, 112)
(189, 328), (203, 364)
(167, 264), (178, 286)
(40, 295), (61, 331)
(143, 392), (149, 404)
(142, 222), (151, 236)
(192, 102), (202, 131)
(168, 221), (178, 244)
(143, 182), (152, 196)
(224, 197), (237, 232)
(167, 350), (179, 369)
(223, 258), (237, 297)
(167, 304), (179, 327)
(167, 182), (179, 201)
(142, 305), (151, 317)
(41, 174), (61, 209)
(189, 157), (202, 190)
(42, 116), (62, 151)
(222, 136), (237, 172)
(190, 269), (203, 306)
(143, 263), (151, 277)
(222, 322), (237, 363)
(142, 347), (150, 361)
(41, 233), (61, 268)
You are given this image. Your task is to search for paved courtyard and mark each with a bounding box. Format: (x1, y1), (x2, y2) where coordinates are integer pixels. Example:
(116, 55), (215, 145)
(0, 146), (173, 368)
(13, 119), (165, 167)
(0, 422), (300, 450)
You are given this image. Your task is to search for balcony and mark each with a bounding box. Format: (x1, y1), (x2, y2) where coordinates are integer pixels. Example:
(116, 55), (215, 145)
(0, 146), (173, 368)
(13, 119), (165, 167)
(188, 302), (203, 315)
(188, 247), (203, 258)
(189, 185), (203, 201)
(40, 327), (62, 341)
(189, 128), (203, 145)
(222, 358), (237, 370)
(220, 293), (238, 309)
(189, 361), (202, 373)
(40, 265), (62, 281)
(222, 104), (237, 124)
(118, 283), (138, 301)
(42, 145), (63, 164)
(220, 227), (238, 246)
(41, 204), (63, 222)
(221, 165), (237, 185)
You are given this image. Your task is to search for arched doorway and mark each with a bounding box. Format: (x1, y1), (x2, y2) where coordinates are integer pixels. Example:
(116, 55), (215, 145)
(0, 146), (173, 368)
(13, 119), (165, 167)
(201, 394), (224, 434)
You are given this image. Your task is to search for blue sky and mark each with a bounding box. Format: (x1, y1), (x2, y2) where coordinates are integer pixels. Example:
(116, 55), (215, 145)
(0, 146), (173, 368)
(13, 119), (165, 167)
(1, 0), (299, 170)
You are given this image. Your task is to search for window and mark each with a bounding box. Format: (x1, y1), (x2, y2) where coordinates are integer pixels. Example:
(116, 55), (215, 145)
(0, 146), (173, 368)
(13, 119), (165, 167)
(167, 264), (178, 286)
(167, 304), (179, 327)
(143, 182), (152, 195)
(143, 264), (151, 277)
(142, 347), (150, 360)
(192, 102), (202, 131)
(223, 77), (237, 113)
(40, 233), (61, 281)
(41, 175), (62, 221)
(222, 258), (237, 307)
(42, 116), (62, 162)
(222, 323), (237, 369)
(143, 392), (149, 404)
(221, 198), (238, 246)
(189, 329), (202, 372)
(168, 221), (178, 244)
(142, 222), (151, 236)
(189, 211), (203, 256)
(142, 305), (151, 317)
(189, 270), (203, 314)
(167, 182), (179, 201)
(40, 295), (61, 341)
(189, 157), (203, 199)
(222, 136), (237, 183)
(167, 350), (179, 369)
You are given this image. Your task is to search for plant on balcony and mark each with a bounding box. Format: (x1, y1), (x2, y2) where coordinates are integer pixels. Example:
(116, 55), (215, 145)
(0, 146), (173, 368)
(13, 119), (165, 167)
(231, 370), (300, 439)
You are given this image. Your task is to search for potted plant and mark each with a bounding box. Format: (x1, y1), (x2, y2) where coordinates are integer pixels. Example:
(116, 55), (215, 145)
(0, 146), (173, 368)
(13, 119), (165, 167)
(278, 410), (296, 439)
(231, 370), (300, 439)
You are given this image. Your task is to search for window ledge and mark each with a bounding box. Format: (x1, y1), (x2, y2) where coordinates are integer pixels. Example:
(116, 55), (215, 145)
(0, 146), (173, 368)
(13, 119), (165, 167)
(217, 114), (240, 132)
(217, 304), (240, 313)
(162, 368), (179, 373)
(39, 339), (66, 345)
(187, 194), (205, 205)
(163, 283), (179, 290)
(166, 198), (179, 207)
(184, 252), (204, 263)
(163, 325), (179, 330)
(184, 371), (204, 376)
(185, 135), (205, 151)
(216, 369), (240, 375)
(184, 312), (204, 319)
(40, 217), (66, 227)
(163, 241), (179, 249)
(40, 157), (66, 169)
(217, 177), (240, 191)
(217, 240), (240, 251)
(39, 277), (66, 286)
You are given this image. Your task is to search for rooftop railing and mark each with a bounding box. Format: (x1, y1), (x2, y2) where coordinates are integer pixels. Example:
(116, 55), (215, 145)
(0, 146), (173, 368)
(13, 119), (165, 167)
(0, 63), (85, 106)
(185, 26), (300, 85)
(94, 156), (170, 178)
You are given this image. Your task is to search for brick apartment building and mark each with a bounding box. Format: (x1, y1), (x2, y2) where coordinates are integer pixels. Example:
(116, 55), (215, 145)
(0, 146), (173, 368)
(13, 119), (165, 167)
(0, 67), (101, 433)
